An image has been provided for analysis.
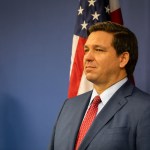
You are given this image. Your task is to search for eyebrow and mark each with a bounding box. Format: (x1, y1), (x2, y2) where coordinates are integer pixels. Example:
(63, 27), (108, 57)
(84, 45), (88, 49)
(84, 44), (106, 50)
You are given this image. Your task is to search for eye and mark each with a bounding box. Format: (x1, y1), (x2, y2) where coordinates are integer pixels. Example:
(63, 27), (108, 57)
(84, 48), (89, 53)
(95, 48), (104, 52)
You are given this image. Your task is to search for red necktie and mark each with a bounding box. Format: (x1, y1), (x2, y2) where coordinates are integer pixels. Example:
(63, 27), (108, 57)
(75, 95), (101, 150)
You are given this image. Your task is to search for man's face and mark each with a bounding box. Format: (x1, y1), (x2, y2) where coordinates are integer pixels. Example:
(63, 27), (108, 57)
(83, 31), (126, 87)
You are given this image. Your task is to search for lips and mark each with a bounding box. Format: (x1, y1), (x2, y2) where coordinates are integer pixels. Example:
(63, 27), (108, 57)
(85, 66), (96, 72)
(85, 65), (96, 68)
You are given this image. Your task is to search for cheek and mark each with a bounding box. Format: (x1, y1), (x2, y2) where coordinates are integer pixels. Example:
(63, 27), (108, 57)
(83, 58), (86, 67)
(83, 56), (86, 62)
(96, 56), (119, 70)
(95, 56), (108, 67)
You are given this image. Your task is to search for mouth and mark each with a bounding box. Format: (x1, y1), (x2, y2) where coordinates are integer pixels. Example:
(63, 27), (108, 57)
(85, 65), (96, 68)
(85, 66), (96, 72)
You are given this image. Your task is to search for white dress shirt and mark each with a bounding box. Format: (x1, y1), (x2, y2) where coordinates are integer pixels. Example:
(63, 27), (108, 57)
(88, 78), (128, 115)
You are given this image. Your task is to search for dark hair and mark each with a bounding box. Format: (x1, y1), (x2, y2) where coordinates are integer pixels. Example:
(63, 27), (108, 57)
(87, 21), (138, 77)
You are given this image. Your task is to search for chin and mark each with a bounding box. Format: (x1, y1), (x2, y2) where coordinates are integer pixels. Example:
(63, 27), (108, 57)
(85, 75), (95, 83)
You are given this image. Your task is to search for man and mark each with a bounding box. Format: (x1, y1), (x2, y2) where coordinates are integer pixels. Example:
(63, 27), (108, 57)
(49, 21), (150, 150)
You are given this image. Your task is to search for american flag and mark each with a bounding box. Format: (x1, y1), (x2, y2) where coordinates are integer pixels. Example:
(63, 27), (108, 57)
(68, 0), (123, 98)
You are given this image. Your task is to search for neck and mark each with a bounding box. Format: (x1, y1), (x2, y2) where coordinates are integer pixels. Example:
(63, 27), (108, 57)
(93, 76), (127, 94)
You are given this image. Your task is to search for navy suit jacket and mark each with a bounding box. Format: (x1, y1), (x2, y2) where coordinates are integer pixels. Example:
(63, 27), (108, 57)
(50, 81), (150, 150)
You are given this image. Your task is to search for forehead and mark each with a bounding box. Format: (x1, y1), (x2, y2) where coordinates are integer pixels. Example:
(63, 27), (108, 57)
(86, 31), (114, 46)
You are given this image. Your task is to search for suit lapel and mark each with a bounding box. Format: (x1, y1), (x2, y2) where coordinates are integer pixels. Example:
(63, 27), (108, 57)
(68, 91), (92, 150)
(79, 81), (134, 150)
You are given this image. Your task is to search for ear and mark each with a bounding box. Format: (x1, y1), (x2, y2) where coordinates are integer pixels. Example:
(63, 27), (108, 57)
(119, 52), (129, 68)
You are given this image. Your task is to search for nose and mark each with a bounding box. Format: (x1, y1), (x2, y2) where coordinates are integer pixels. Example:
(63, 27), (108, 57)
(84, 50), (94, 62)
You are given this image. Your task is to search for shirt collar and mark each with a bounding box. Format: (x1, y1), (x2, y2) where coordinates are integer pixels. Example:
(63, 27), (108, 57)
(90, 77), (128, 106)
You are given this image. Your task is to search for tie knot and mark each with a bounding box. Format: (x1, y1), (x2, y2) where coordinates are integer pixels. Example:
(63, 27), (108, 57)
(92, 95), (101, 106)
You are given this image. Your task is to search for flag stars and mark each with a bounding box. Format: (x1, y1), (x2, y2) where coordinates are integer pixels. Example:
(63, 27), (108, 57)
(81, 21), (88, 30)
(88, 0), (96, 6)
(91, 11), (100, 20)
(105, 5), (110, 13)
(78, 6), (84, 15)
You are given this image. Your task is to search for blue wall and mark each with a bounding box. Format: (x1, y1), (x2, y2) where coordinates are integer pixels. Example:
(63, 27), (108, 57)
(0, 0), (150, 150)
